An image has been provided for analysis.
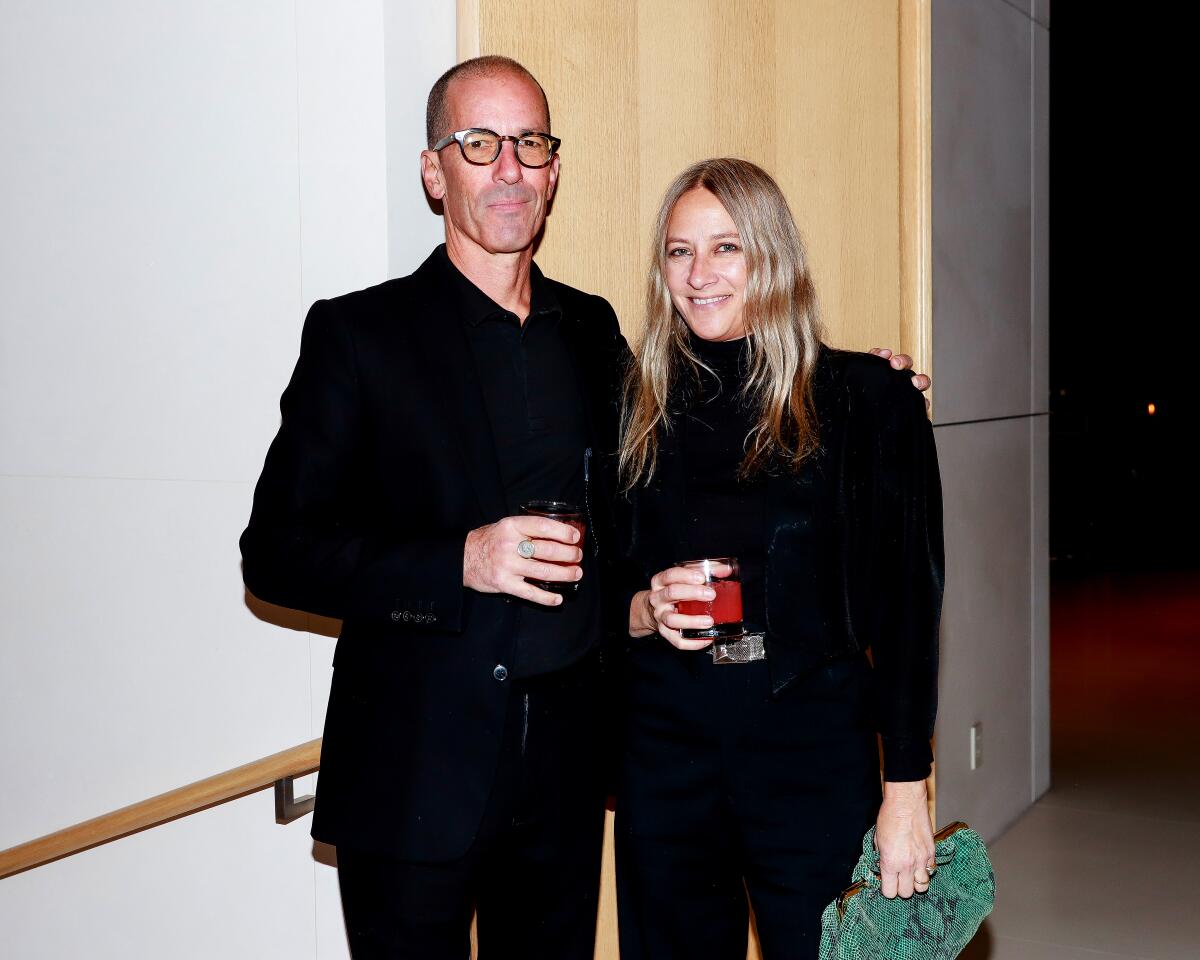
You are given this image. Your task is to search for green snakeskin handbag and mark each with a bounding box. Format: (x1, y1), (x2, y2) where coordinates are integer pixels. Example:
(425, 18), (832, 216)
(819, 822), (995, 959)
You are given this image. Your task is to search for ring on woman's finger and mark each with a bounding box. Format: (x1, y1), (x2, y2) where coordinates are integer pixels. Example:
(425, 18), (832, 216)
(517, 539), (536, 559)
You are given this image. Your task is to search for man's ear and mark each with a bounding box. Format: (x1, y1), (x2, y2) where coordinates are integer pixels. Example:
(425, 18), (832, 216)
(421, 151), (446, 201)
(546, 154), (560, 202)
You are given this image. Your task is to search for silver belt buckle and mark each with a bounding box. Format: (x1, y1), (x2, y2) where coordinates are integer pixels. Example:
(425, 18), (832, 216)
(711, 632), (766, 664)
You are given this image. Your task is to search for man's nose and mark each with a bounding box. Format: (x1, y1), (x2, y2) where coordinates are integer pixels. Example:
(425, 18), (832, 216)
(493, 139), (524, 185)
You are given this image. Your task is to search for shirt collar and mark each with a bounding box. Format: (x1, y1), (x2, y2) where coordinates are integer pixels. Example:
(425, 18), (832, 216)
(435, 244), (563, 327)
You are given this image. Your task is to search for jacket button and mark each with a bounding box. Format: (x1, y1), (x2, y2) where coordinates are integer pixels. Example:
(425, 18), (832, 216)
(390, 610), (401, 622)
(493, 664), (508, 682)
(402, 611), (411, 622)
(429, 614), (438, 623)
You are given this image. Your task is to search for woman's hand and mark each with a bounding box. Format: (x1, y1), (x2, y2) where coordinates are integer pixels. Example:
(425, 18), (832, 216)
(875, 779), (936, 899)
(627, 565), (722, 650)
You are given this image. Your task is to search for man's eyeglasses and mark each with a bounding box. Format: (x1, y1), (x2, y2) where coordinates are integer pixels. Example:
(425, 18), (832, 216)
(432, 129), (561, 169)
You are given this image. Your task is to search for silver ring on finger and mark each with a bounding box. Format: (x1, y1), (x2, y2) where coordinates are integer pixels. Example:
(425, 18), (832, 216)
(517, 538), (536, 559)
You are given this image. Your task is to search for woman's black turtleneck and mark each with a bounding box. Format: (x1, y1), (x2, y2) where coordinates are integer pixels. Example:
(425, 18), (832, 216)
(676, 333), (768, 632)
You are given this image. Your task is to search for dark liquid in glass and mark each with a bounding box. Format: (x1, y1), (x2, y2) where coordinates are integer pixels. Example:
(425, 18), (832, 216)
(521, 501), (586, 595)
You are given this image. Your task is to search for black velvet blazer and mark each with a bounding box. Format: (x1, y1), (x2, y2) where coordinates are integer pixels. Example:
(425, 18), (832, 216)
(620, 347), (944, 781)
(240, 248), (631, 861)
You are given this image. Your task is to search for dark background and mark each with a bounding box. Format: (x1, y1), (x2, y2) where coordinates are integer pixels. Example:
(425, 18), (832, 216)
(1049, 13), (1194, 573)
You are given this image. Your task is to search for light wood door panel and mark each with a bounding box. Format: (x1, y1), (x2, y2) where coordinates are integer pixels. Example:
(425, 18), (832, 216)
(460, 0), (930, 368)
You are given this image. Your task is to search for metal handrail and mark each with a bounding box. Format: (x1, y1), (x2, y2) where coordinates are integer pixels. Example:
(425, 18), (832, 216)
(0, 738), (321, 880)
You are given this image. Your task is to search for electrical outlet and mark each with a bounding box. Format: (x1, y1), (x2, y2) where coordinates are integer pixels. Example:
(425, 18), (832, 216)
(970, 722), (982, 771)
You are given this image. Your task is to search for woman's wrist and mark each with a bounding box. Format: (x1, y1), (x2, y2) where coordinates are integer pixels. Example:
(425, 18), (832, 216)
(882, 779), (928, 799)
(628, 589), (656, 637)
(879, 780), (931, 824)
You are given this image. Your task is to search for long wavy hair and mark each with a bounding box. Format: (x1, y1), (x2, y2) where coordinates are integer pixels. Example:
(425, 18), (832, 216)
(618, 158), (825, 489)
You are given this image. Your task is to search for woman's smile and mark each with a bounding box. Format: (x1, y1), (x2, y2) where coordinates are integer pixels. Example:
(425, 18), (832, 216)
(664, 186), (748, 342)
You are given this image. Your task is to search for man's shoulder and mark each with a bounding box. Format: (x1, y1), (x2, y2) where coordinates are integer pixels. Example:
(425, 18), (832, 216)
(319, 276), (406, 313)
(320, 265), (436, 316)
(308, 254), (444, 340)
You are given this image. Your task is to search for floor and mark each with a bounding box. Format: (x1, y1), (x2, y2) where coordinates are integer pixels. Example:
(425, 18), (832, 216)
(961, 571), (1200, 960)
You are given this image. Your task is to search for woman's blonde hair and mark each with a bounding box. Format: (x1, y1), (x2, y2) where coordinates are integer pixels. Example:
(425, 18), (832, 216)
(619, 157), (825, 488)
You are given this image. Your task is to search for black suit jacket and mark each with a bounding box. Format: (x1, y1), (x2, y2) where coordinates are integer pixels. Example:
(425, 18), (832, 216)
(621, 347), (944, 781)
(240, 247), (630, 861)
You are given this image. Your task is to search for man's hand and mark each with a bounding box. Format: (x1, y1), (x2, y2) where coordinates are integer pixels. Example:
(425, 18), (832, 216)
(875, 779), (936, 899)
(870, 347), (931, 408)
(463, 515), (582, 606)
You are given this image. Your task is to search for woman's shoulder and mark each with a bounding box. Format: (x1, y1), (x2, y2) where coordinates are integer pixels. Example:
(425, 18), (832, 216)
(816, 346), (927, 419)
(817, 345), (917, 392)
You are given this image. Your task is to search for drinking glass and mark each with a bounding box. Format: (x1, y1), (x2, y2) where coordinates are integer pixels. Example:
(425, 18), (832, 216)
(520, 500), (586, 594)
(676, 557), (744, 640)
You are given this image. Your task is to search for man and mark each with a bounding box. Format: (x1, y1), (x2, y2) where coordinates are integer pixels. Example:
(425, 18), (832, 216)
(242, 56), (627, 958)
(241, 55), (927, 958)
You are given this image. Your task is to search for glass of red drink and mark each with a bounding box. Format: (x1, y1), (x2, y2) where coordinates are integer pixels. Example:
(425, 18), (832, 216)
(676, 557), (744, 640)
(520, 500), (586, 595)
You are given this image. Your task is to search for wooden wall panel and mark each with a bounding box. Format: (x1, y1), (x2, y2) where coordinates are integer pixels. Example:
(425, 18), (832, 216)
(900, 0), (934, 388)
(460, 0), (929, 367)
(773, 1), (901, 352)
(476, 0), (640, 340)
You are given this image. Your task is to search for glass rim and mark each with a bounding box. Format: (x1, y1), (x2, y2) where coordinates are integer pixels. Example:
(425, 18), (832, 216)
(521, 499), (582, 515)
(676, 556), (738, 566)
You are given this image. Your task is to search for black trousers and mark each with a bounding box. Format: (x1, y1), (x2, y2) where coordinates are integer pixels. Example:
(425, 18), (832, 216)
(337, 653), (607, 959)
(616, 647), (881, 960)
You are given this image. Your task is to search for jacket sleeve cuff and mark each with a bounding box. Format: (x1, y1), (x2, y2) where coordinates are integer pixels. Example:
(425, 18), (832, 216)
(881, 735), (933, 783)
(347, 530), (469, 632)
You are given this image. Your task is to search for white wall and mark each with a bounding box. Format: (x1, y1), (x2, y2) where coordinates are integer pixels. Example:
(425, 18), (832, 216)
(931, 0), (1050, 839)
(0, 2), (453, 956)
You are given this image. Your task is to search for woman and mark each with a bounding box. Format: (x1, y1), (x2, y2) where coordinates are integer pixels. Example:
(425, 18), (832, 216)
(614, 158), (944, 959)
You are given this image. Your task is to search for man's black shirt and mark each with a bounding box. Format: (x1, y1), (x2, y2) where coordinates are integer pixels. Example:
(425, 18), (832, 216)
(438, 245), (600, 678)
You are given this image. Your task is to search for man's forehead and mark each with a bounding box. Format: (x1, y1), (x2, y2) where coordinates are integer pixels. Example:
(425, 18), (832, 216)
(448, 72), (550, 131)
